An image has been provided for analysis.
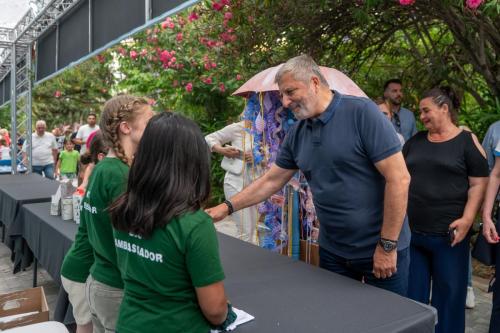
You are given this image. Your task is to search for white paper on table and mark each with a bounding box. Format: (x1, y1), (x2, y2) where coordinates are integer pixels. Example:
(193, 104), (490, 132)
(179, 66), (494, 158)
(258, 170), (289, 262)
(210, 307), (254, 332)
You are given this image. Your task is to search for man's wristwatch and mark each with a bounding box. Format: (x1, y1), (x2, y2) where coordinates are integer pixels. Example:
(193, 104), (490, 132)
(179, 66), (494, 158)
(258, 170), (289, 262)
(378, 238), (398, 253)
(223, 199), (234, 215)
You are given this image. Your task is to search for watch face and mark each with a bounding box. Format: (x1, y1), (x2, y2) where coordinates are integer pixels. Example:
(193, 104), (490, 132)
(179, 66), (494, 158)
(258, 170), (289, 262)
(380, 240), (396, 252)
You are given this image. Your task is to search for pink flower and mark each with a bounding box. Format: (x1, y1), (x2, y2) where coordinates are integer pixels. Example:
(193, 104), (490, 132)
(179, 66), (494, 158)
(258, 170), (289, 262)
(211, 62), (217, 68)
(207, 40), (217, 48)
(140, 49), (147, 57)
(162, 17), (175, 29)
(220, 0), (230, 5)
(236, 74), (242, 80)
(212, 2), (224, 11)
(160, 50), (171, 63)
(224, 12), (233, 20)
(130, 50), (138, 60)
(220, 32), (233, 42)
(399, 0), (415, 5)
(466, 0), (482, 9)
(147, 98), (156, 105)
(204, 63), (211, 70)
(178, 17), (186, 26)
(117, 47), (127, 56)
(54, 90), (62, 98)
(219, 83), (226, 92)
(188, 11), (199, 22)
(176, 32), (183, 41)
(96, 54), (105, 63)
(185, 83), (193, 92)
(203, 77), (213, 84)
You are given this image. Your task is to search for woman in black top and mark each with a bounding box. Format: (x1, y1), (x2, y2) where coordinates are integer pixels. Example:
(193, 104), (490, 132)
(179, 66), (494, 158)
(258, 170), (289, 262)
(403, 87), (488, 333)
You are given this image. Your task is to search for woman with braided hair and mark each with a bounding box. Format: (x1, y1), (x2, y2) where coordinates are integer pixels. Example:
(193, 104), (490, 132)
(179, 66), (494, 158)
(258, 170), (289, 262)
(79, 94), (154, 333)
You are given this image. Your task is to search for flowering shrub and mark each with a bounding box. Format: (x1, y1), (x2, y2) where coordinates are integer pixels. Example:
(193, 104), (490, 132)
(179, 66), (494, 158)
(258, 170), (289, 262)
(114, 0), (249, 111)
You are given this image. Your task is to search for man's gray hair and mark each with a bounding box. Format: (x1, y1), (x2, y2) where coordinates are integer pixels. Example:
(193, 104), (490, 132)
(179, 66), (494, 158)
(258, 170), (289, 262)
(35, 120), (46, 127)
(275, 55), (329, 86)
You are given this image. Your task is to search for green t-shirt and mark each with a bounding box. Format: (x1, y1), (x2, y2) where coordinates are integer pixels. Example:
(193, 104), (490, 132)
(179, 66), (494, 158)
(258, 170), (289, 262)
(59, 150), (79, 174)
(85, 157), (129, 289)
(114, 210), (225, 333)
(60, 215), (94, 283)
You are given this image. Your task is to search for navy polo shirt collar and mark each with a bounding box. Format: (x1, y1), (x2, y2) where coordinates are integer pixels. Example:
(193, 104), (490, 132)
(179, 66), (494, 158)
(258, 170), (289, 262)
(316, 90), (343, 125)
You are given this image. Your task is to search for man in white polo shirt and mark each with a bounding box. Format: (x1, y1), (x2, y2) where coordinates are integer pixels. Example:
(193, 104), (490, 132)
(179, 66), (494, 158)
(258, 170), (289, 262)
(73, 112), (99, 155)
(22, 120), (58, 179)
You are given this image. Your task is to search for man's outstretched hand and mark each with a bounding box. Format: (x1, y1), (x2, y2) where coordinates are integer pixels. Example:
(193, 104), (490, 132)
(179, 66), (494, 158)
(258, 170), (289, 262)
(205, 203), (230, 222)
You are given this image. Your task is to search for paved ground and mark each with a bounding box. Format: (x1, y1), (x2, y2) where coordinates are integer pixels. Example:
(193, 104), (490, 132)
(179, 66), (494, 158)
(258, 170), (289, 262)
(0, 218), (493, 332)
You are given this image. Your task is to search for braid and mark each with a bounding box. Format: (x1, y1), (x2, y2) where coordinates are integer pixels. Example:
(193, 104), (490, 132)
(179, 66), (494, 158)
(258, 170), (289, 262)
(100, 94), (149, 165)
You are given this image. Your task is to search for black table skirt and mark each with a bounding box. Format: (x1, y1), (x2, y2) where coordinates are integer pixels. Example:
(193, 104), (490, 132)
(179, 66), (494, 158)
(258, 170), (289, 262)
(0, 175), (59, 273)
(18, 202), (436, 332)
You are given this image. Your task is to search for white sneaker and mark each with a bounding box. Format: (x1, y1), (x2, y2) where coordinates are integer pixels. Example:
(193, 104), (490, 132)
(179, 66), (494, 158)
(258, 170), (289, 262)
(466, 286), (475, 309)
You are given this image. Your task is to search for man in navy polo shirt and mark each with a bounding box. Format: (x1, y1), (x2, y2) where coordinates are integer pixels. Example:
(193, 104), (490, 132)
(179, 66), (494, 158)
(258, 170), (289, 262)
(207, 55), (411, 296)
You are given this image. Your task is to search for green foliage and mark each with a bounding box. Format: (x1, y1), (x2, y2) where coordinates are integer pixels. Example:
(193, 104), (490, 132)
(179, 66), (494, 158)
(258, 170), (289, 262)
(31, 56), (114, 130)
(8, 0), (499, 200)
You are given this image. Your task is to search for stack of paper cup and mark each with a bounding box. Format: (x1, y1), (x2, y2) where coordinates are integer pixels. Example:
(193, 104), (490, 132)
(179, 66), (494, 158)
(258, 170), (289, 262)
(61, 198), (73, 220)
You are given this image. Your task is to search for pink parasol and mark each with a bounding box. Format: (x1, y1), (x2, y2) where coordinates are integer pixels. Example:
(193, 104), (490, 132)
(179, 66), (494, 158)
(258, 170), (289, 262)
(232, 64), (367, 98)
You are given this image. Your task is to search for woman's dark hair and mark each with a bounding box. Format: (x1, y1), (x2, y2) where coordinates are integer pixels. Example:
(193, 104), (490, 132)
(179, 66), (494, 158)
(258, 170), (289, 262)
(109, 112), (211, 238)
(422, 86), (461, 125)
(80, 131), (108, 165)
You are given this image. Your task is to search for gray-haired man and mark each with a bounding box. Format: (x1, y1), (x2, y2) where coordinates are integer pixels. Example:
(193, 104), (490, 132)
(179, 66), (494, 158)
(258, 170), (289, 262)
(22, 120), (58, 179)
(207, 55), (411, 296)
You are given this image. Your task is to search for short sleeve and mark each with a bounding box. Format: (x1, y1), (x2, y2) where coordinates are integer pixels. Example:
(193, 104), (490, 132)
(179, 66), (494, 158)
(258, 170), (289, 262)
(76, 127), (84, 140)
(50, 135), (57, 149)
(204, 123), (241, 151)
(359, 100), (401, 163)
(186, 220), (225, 287)
(275, 130), (299, 170)
(465, 133), (489, 177)
(494, 140), (500, 156)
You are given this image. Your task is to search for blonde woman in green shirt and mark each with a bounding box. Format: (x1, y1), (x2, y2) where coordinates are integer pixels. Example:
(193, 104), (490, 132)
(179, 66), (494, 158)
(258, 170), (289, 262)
(109, 112), (235, 333)
(81, 95), (154, 333)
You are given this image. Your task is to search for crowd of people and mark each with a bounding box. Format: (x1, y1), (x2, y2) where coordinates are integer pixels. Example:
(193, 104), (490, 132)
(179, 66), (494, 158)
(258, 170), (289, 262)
(0, 54), (498, 333)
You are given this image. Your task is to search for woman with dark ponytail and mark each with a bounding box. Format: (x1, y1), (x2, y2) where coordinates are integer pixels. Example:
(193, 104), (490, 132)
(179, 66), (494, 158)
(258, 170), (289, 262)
(109, 112), (235, 333)
(402, 87), (489, 333)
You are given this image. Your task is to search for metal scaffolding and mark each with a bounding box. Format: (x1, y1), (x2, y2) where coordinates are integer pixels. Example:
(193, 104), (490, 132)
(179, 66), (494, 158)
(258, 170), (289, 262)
(0, 0), (82, 173)
(0, 0), (197, 174)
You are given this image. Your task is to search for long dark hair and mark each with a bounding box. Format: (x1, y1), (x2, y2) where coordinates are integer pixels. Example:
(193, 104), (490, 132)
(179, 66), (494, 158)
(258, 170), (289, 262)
(422, 86), (461, 125)
(109, 112), (211, 238)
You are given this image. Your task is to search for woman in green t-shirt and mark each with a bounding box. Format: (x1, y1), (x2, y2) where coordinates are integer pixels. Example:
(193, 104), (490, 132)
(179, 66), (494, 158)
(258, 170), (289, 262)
(60, 131), (107, 333)
(110, 112), (235, 333)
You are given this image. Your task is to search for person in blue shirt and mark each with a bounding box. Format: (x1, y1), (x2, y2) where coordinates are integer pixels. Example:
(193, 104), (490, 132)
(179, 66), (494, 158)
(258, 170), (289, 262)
(383, 79), (417, 141)
(208, 55), (411, 296)
(482, 120), (500, 171)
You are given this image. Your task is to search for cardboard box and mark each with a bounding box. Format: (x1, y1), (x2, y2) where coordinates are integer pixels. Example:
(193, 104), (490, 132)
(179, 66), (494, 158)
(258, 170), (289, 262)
(0, 287), (49, 330)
